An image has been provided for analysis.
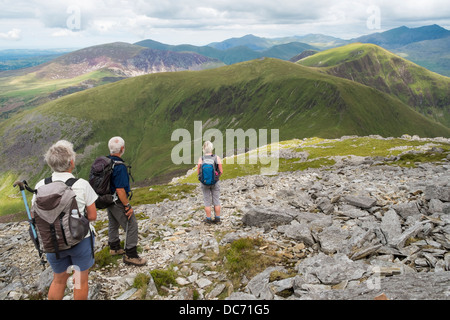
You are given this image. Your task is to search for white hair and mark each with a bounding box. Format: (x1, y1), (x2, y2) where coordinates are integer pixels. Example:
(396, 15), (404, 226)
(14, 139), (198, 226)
(108, 136), (125, 155)
(44, 140), (76, 173)
(203, 141), (213, 154)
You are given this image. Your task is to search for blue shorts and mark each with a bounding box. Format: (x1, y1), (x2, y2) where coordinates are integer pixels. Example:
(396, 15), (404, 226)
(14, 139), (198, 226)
(46, 235), (95, 274)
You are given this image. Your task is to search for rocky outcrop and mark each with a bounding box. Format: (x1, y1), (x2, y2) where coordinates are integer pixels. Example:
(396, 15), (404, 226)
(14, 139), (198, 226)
(1, 140), (449, 300)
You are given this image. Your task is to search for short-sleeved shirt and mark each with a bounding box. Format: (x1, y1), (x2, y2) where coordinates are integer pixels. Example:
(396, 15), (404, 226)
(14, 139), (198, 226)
(32, 172), (98, 213)
(31, 172), (98, 238)
(108, 155), (131, 196)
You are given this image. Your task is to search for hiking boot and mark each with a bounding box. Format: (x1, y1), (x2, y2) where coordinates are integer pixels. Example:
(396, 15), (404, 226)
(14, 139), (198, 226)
(123, 246), (147, 266)
(213, 217), (221, 225)
(110, 248), (125, 255)
(203, 217), (213, 224)
(109, 240), (124, 255)
(123, 254), (147, 266)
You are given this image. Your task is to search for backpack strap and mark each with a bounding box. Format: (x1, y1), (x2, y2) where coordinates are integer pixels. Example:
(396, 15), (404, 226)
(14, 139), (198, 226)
(44, 177), (79, 187)
(65, 178), (79, 187)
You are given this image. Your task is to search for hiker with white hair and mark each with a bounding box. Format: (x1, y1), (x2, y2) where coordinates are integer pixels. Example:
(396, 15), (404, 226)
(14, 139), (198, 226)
(32, 140), (97, 300)
(106, 136), (147, 266)
(197, 140), (223, 224)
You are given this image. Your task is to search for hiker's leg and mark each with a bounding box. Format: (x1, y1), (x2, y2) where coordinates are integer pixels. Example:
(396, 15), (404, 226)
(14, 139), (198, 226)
(125, 211), (138, 250)
(107, 205), (121, 245)
(73, 269), (90, 300)
(110, 203), (138, 250)
(204, 206), (212, 218)
(48, 272), (70, 300)
(201, 184), (213, 220)
(214, 205), (221, 218)
(212, 182), (221, 220)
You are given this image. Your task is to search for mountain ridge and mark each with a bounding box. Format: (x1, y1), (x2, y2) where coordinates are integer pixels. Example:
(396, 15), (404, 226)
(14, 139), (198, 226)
(0, 42), (224, 118)
(1, 58), (449, 180)
(297, 43), (450, 127)
(354, 24), (450, 49)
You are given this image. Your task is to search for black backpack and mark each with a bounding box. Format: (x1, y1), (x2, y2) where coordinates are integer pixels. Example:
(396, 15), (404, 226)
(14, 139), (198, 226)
(89, 156), (133, 209)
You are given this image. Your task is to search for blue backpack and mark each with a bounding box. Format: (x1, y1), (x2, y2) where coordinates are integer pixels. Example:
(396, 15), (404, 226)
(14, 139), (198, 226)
(199, 155), (218, 186)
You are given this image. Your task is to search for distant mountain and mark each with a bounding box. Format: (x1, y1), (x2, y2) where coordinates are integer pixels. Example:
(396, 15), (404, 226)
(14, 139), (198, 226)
(293, 34), (349, 49)
(260, 42), (317, 60)
(32, 42), (222, 79)
(0, 42), (223, 118)
(3, 25), (450, 121)
(208, 34), (275, 51)
(354, 24), (450, 49)
(0, 49), (72, 71)
(135, 39), (261, 65)
(136, 38), (317, 64)
(298, 43), (450, 127)
(207, 34), (346, 51)
(136, 26), (450, 74)
(392, 37), (450, 77)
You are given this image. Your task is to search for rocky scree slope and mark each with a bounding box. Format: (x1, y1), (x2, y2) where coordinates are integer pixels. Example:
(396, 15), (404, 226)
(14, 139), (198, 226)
(1, 136), (450, 300)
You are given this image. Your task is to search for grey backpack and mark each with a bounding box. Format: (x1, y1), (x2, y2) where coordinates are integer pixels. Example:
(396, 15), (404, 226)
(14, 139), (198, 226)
(32, 178), (90, 259)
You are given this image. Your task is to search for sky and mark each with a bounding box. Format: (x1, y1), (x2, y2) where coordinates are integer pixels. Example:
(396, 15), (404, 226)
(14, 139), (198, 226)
(0, 0), (449, 50)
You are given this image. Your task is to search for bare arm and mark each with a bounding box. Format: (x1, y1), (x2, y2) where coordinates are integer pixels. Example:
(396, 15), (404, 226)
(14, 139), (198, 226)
(217, 156), (223, 175)
(197, 157), (202, 175)
(86, 203), (97, 222)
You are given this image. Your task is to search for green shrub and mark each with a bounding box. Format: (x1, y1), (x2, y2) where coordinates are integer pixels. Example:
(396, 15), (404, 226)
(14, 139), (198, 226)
(150, 267), (178, 295)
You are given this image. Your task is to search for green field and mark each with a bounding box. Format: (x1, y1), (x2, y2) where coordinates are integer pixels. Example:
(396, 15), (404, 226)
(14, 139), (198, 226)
(0, 68), (121, 118)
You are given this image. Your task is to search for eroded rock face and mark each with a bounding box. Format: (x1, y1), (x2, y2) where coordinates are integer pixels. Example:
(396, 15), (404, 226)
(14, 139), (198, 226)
(1, 136), (450, 300)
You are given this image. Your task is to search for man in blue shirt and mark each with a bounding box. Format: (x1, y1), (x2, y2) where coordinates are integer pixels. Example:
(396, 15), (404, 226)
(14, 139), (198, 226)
(107, 136), (147, 266)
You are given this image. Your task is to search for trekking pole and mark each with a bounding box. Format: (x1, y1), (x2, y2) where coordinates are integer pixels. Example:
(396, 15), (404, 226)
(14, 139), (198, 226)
(13, 180), (47, 269)
(124, 219), (129, 254)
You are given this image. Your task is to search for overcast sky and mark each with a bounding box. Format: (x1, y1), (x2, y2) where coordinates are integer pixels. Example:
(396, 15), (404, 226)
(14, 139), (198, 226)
(0, 0), (449, 49)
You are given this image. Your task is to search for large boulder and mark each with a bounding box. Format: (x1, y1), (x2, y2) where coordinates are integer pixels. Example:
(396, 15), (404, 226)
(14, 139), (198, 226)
(300, 271), (450, 300)
(242, 206), (296, 227)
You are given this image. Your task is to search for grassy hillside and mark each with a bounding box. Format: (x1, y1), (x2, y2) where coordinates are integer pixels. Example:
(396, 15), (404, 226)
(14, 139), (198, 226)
(0, 68), (120, 117)
(0, 42), (222, 119)
(2, 58), (450, 215)
(298, 43), (450, 127)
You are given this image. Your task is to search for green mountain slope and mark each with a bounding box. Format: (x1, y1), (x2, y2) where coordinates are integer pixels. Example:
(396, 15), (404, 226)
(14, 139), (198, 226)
(2, 58), (450, 214)
(0, 42), (222, 119)
(2, 57), (449, 179)
(297, 43), (450, 127)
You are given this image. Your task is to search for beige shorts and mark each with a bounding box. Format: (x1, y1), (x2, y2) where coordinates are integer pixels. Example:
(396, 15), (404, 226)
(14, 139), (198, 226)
(201, 181), (221, 207)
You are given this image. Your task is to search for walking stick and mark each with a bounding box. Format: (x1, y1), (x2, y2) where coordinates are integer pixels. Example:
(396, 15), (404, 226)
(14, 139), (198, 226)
(13, 180), (47, 269)
(124, 219), (129, 253)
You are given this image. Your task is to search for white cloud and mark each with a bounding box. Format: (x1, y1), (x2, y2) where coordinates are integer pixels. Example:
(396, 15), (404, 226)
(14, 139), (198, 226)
(51, 28), (83, 38)
(0, 0), (449, 48)
(0, 28), (21, 40)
